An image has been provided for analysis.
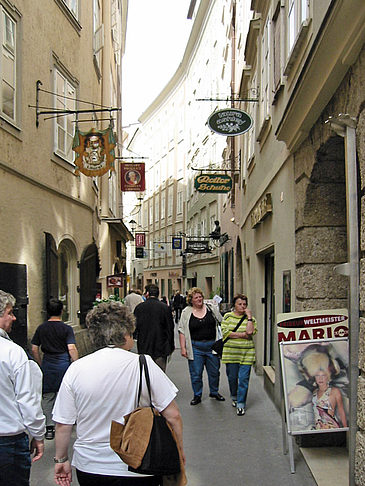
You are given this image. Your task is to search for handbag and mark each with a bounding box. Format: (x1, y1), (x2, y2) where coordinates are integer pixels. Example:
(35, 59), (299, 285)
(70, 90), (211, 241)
(211, 315), (246, 358)
(110, 354), (181, 476)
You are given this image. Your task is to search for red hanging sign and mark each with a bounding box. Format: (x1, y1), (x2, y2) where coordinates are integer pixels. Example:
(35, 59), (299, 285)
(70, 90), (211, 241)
(120, 162), (145, 192)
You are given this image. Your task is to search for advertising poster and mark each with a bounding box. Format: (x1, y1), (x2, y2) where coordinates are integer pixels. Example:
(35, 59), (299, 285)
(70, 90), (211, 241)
(280, 338), (349, 435)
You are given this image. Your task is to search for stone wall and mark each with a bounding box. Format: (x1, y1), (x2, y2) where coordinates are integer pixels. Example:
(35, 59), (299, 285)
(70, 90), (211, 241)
(295, 45), (365, 484)
(356, 78), (365, 485)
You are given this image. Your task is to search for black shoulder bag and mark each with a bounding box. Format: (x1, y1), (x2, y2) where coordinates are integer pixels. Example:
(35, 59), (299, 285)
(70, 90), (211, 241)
(212, 314), (246, 358)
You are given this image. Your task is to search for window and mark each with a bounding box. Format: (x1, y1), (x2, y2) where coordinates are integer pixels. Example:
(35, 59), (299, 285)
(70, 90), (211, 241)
(1, 8), (16, 121)
(63, 0), (78, 19)
(54, 68), (76, 162)
(155, 197), (159, 222)
(177, 190), (183, 214)
(272, 5), (282, 92)
(260, 17), (270, 121)
(167, 190), (173, 217)
(161, 193), (165, 219)
(108, 170), (117, 215)
(288, 0), (308, 54)
(93, 0), (104, 75)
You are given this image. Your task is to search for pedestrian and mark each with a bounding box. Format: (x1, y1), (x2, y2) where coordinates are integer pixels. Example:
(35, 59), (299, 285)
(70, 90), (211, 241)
(221, 294), (257, 416)
(53, 301), (184, 486)
(134, 284), (175, 372)
(161, 296), (168, 305)
(172, 290), (185, 323)
(178, 287), (225, 405)
(124, 289), (144, 313)
(0, 290), (45, 486)
(31, 298), (78, 440)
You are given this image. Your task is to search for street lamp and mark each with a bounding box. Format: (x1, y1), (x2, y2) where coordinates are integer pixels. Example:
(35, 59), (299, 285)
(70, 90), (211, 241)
(129, 219), (137, 233)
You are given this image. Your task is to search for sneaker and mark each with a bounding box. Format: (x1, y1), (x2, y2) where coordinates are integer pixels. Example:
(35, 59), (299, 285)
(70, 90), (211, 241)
(232, 400), (237, 408)
(236, 408), (245, 416)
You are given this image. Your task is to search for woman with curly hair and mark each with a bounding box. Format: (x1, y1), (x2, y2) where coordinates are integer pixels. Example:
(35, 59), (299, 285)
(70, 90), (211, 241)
(53, 301), (184, 486)
(178, 287), (224, 406)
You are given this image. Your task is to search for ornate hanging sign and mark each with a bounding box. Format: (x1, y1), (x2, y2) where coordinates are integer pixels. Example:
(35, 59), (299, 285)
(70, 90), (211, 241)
(194, 174), (232, 193)
(207, 108), (253, 136)
(72, 126), (116, 177)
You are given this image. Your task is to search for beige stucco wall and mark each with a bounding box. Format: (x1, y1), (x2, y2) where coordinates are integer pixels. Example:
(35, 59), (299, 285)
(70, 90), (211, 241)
(0, 0), (124, 353)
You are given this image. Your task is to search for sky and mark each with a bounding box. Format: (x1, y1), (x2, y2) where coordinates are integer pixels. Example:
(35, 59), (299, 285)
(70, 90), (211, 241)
(122, 0), (193, 127)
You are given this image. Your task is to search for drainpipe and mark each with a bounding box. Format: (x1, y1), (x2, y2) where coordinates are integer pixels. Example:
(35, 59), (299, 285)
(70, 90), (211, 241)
(325, 114), (358, 486)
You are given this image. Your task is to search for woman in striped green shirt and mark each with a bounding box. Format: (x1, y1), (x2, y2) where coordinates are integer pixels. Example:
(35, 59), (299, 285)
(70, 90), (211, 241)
(221, 294), (257, 416)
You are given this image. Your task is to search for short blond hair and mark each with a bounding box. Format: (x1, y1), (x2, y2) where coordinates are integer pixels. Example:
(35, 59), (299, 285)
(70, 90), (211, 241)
(186, 287), (204, 305)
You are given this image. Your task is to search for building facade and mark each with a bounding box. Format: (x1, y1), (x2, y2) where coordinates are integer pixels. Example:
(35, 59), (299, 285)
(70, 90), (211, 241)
(217, 0), (365, 483)
(128, 0), (243, 299)
(0, 0), (131, 355)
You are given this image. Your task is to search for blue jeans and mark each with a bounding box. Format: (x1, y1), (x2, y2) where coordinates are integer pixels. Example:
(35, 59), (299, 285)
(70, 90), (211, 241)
(225, 363), (251, 408)
(0, 432), (31, 486)
(188, 340), (220, 397)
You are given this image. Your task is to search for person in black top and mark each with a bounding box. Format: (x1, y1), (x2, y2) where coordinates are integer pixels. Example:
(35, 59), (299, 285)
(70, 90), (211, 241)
(172, 290), (185, 324)
(134, 284), (175, 372)
(31, 298), (78, 440)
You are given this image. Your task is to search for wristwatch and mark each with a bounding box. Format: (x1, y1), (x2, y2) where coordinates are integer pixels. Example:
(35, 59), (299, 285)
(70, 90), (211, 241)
(247, 318), (253, 321)
(53, 456), (68, 463)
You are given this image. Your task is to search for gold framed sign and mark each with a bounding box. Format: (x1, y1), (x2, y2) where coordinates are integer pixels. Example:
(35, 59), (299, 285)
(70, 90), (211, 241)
(73, 126), (116, 177)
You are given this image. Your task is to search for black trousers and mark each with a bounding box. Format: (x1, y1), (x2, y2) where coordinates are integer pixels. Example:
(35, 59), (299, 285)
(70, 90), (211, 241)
(76, 470), (162, 486)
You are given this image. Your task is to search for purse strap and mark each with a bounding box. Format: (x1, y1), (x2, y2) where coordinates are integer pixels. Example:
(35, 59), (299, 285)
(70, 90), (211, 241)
(222, 314), (246, 344)
(137, 354), (153, 409)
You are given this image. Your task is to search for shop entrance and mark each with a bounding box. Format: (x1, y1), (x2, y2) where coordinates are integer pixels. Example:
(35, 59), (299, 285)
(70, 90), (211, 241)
(264, 251), (275, 367)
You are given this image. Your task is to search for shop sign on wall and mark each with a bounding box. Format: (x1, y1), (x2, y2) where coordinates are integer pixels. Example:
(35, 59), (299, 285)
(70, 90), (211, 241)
(207, 108), (253, 136)
(251, 193), (272, 228)
(194, 174), (232, 193)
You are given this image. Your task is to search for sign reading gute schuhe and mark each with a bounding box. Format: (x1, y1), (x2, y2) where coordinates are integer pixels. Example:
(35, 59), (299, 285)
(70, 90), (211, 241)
(194, 174), (232, 193)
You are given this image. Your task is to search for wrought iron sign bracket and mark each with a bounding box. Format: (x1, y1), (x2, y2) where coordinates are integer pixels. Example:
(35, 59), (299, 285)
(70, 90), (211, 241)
(31, 80), (121, 127)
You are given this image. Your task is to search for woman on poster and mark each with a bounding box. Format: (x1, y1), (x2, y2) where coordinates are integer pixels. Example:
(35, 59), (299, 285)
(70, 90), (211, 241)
(312, 369), (347, 429)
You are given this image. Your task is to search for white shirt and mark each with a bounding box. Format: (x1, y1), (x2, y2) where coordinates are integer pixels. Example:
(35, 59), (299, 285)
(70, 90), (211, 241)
(53, 348), (178, 476)
(124, 293), (144, 313)
(0, 334), (45, 439)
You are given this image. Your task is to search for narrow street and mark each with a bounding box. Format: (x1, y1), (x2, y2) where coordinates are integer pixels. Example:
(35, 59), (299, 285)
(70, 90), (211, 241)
(31, 345), (321, 486)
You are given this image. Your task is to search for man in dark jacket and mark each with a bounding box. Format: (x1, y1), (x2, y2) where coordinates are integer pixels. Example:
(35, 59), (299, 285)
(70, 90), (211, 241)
(134, 284), (175, 371)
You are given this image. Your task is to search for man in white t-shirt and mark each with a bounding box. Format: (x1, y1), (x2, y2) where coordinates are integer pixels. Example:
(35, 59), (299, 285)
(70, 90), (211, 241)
(53, 301), (184, 486)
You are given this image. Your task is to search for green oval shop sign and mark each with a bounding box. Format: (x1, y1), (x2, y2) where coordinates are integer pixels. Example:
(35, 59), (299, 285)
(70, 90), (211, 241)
(194, 174), (232, 193)
(208, 108), (253, 136)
